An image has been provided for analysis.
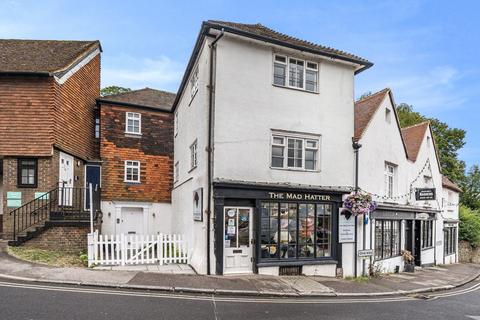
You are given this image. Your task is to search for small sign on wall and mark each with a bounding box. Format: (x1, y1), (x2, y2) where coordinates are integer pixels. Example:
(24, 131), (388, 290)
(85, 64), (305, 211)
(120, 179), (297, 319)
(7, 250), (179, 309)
(415, 188), (436, 201)
(339, 208), (355, 243)
(7, 192), (22, 208)
(193, 188), (203, 221)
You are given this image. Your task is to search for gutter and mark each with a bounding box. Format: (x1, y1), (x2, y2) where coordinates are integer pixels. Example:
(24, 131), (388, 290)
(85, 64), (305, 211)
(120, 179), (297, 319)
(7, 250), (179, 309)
(0, 71), (51, 77)
(206, 29), (224, 275)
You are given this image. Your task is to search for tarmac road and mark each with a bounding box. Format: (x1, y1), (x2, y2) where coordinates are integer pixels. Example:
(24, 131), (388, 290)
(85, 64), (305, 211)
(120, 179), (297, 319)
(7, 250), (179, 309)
(0, 278), (479, 320)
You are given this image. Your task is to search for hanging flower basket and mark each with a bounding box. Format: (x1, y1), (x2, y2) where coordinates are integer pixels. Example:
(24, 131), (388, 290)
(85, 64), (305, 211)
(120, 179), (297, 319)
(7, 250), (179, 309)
(343, 191), (377, 216)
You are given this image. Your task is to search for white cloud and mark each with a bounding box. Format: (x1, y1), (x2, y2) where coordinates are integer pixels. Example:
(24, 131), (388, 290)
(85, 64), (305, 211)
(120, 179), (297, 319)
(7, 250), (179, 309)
(357, 65), (468, 111)
(101, 55), (184, 91)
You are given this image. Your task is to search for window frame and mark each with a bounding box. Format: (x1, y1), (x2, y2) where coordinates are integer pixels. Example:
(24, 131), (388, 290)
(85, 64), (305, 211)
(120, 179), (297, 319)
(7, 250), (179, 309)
(124, 160), (140, 183)
(421, 220), (434, 249)
(384, 163), (396, 198)
(270, 133), (320, 172)
(17, 158), (38, 188)
(259, 201), (333, 262)
(273, 54), (318, 93)
(444, 226), (457, 256)
(190, 140), (198, 170)
(125, 112), (142, 135)
(190, 65), (199, 99)
(174, 161), (179, 183)
(374, 219), (401, 261)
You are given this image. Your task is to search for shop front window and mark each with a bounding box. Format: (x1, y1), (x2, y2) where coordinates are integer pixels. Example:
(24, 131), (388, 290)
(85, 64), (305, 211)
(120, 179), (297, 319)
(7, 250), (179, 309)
(260, 201), (332, 261)
(374, 219), (401, 260)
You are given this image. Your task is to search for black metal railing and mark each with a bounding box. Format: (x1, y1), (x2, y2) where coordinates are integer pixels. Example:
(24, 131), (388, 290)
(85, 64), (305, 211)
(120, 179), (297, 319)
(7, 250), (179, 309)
(10, 183), (101, 240)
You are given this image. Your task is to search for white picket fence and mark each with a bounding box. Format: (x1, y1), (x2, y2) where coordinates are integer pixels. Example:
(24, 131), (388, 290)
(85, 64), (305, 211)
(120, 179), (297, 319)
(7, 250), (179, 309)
(87, 231), (189, 267)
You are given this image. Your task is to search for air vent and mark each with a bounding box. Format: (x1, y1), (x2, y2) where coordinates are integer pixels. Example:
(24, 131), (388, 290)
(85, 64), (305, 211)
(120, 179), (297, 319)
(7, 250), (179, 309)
(279, 266), (302, 276)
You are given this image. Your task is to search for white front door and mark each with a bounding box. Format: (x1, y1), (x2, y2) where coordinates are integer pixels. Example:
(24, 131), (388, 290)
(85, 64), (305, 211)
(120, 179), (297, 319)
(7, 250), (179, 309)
(223, 207), (253, 275)
(120, 207), (145, 235)
(59, 152), (74, 206)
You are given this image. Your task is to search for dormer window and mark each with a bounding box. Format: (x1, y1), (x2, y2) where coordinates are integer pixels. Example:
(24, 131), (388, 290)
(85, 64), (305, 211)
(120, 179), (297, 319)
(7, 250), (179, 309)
(125, 112), (141, 135)
(273, 54), (318, 93)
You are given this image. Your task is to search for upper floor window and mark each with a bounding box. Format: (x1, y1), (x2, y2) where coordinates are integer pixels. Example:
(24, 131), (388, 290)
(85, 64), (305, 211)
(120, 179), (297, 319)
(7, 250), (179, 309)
(384, 163), (395, 198)
(190, 65), (199, 99)
(273, 54), (318, 92)
(385, 108), (392, 123)
(124, 160), (140, 183)
(94, 115), (100, 139)
(271, 134), (319, 171)
(18, 158), (37, 188)
(190, 140), (198, 170)
(174, 112), (178, 137)
(174, 161), (179, 182)
(126, 112), (141, 135)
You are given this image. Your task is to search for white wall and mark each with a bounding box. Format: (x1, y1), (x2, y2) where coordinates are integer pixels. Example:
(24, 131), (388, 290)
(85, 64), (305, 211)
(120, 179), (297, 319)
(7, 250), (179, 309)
(100, 201), (172, 235)
(213, 35), (355, 187)
(171, 38), (212, 274)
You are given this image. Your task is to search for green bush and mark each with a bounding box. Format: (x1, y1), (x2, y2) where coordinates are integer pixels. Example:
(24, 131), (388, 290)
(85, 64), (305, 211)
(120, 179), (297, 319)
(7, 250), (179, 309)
(459, 205), (480, 247)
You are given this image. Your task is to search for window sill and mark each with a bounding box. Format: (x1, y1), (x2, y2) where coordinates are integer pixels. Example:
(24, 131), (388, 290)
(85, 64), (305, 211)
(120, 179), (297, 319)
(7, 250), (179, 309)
(421, 246), (434, 251)
(124, 181), (141, 185)
(125, 132), (142, 138)
(270, 166), (320, 173)
(257, 259), (337, 267)
(374, 254), (402, 263)
(16, 185), (37, 189)
(272, 83), (319, 94)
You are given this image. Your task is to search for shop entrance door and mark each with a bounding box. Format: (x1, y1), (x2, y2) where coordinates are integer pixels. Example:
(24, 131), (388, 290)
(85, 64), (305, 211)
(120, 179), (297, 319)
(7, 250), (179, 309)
(223, 207), (253, 275)
(414, 220), (422, 266)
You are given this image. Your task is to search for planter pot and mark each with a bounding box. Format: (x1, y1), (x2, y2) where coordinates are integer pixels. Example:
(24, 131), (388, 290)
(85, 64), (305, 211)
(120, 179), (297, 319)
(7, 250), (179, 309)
(404, 263), (415, 273)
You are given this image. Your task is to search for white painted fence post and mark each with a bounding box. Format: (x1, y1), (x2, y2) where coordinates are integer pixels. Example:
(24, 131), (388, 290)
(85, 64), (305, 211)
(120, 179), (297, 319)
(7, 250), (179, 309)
(121, 233), (126, 266)
(87, 232), (94, 267)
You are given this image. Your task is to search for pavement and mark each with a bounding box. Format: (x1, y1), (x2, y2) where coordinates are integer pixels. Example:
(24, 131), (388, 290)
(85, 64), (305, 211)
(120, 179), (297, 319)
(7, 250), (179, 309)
(0, 241), (479, 298)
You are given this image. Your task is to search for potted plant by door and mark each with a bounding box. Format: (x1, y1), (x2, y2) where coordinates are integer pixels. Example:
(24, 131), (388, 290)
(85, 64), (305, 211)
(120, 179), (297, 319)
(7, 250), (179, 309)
(401, 250), (415, 273)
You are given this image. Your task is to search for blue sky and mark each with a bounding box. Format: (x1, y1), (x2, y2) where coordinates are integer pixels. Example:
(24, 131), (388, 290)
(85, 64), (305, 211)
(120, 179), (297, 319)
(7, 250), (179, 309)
(1, 0), (478, 168)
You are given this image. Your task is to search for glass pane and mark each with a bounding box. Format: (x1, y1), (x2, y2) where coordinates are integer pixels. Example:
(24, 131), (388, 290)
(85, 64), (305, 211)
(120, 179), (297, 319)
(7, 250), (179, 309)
(383, 221), (391, 258)
(375, 221), (383, 260)
(274, 63), (286, 86)
(273, 137), (284, 144)
(272, 145), (284, 157)
(272, 157), (284, 168)
(306, 70), (317, 92)
(238, 209), (250, 247)
(275, 55), (286, 63)
(225, 208), (237, 248)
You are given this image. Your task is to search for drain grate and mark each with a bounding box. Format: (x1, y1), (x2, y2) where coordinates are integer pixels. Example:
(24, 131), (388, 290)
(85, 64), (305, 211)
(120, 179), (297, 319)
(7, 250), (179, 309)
(279, 266), (302, 276)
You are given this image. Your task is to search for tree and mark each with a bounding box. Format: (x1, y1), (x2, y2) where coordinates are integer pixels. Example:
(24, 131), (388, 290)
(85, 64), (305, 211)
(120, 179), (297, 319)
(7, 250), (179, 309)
(461, 165), (480, 210)
(359, 91), (372, 99)
(459, 205), (480, 247)
(396, 103), (466, 183)
(100, 86), (131, 97)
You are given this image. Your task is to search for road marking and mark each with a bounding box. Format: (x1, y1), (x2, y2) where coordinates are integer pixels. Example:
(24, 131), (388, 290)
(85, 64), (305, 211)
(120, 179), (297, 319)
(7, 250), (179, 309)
(466, 316), (480, 320)
(0, 278), (478, 305)
(0, 280), (416, 304)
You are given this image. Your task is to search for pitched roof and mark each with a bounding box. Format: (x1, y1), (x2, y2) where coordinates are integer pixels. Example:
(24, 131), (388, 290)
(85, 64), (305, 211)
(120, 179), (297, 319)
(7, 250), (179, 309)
(401, 122), (430, 161)
(97, 88), (176, 112)
(0, 39), (100, 75)
(442, 175), (462, 193)
(207, 20), (372, 69)
(354, 88), (391, 140)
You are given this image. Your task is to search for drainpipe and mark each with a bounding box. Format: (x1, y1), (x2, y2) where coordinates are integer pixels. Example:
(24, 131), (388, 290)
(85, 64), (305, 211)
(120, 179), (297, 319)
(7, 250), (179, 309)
(206, 28), (224, 275)
(352, 139), (362, 277)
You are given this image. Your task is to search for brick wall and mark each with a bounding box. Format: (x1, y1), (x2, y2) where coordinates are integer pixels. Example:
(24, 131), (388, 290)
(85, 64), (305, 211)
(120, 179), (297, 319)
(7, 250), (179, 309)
(54, 55), (101, 160)
(1, 149), (87, 239)
(100, 103), (173, 203)
(0, 76), (55, 156)
(23, 225), (89, 253)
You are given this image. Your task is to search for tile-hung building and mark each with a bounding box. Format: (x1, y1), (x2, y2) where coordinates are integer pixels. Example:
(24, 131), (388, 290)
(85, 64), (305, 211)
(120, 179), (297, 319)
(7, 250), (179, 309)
(353, 89), (460, 276)
(172, 20), (373, 276)
(0, 40), (101, 240)
(96, 88), (175, 236)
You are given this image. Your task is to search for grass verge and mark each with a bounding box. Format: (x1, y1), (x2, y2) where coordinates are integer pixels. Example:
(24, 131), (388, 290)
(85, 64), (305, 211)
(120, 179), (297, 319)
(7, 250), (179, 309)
(345, 275), (370, 283)
(7, 246), (87, 268)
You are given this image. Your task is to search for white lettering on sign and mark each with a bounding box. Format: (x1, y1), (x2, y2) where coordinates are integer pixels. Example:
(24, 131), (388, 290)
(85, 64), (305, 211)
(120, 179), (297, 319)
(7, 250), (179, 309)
(268, 192), (331, 201)
(358, 249), (373, 258)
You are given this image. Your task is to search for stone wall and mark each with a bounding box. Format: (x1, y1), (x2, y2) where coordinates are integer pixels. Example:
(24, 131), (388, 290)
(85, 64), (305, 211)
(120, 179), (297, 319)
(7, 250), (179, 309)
(459, 240), (480, 263)
(23, 224), (89, 254)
